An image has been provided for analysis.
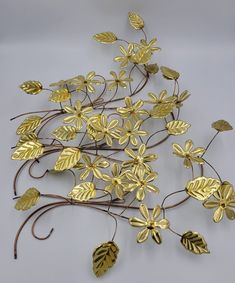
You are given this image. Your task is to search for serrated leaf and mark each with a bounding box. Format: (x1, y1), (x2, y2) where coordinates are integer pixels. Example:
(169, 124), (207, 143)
(160, 66), (180, 80)
(93, 32), (117, 44)
(53, 126), (77, 141)
(166, 120), (191, 135)
(181, 231), (210, 254)
(11, 141), (44, 160)
(54, 147), (81, 171)
(132, 48), (151, 65)
(19, 80), (43, 95)
(15, 188), (40, 211)
(151, 103), (175, 118)
(92, 241), (119, 277)
(16, 116), (42, 135)
(145, 63), (159, 74)
(49, 88), (71, 103)
(68, 182), (96, 202)
(128, 11), (144, 30)
(212, 120), (233, 132)
(16, 133), (38, 147)
(186, 177), (221, 201)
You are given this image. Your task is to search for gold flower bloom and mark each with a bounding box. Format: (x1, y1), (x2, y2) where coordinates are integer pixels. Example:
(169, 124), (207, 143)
(107, 70), (133, 91)
(172, 139), (205, 168)
(74, 154), (109, 180)
(203, 182), (235, 222)
(122, 144), (157, 174)
(125, 169), (159, 201)
(117, 96), (147, 121)
(138, 38), (161, 54)
(90, 114), (120, 146)
(63, 100), (93, 130)
(147, 90), (177, 106)
(102, 163), (127, 199)
(114, 43), (135, 67)
(117, 120), (147, 146)
(70, 71), (102, 93)
(129, 204), (169, 244)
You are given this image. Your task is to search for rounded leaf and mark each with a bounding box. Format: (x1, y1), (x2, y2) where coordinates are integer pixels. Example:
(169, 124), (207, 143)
(53, 126), (77, 141)
(19, 80), (43, 95)
(186, 176), (221, 201)
(54, 148), (81, 171)
(93, 32), (117, 44)
(16, 116), (42, 135)
(160, 66), (180, 80)
(15, 188), (40, 211)
(128, 11), (144, 30)
(212, 120), (233, 132)
(11, 141), (44, 160)
(92, 241), (119, 277)
(181, 231), (210, 254)
(49, 88), (71, 103)
(166, 120), (191, 135)
(68, 182), (96, 202)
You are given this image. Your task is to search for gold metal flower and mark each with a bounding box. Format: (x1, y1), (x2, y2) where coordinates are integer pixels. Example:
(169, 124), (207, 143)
(129, 204), (169, 244)
(63, 100), (93, 130)
(90, 114), (120, 146)
(107, 70), (133, 91)
(74, 154), (109, 180)
(172, 139), (205, 168)
(117, 96), (147, 121)
(70, 71), (102, 93)
(125, 169), (159, 201)
(203, 182), (235, 222)
(102, 163), (127, 199)
(114, 44), (135, 67)
(122, 144), (157, 174)
(138, 38), (161, 54)
(117, 120), (147, 146)
(147, 90), (177, 106)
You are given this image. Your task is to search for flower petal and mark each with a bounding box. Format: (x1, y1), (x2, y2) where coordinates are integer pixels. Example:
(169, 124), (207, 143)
(137, 228), (149, 243)
(213, 207), (224, 223)
(185, 139), (193, 152)
(203, 200), (219, 209)
(151, 229), (162, 244)
(225, 208), (235, 220)
(156, 219), (169, 229)
(129, 217), (147, 227)
(139, 203), (150, 220)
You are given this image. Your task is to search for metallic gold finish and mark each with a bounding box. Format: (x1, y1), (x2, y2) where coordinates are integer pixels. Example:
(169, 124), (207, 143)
(16, 133), (38, 147)
(52, 126), (77, 141)
(145, 63), (159, 74)
(19, 81), (42, 95)
(16, 115), (42, 135)
(49, 88), (71, 103)
(128, 12), (145, 30)
(181, 231), (209, 254)
(160, 66), (180, 80)
(68, 182), (96, 201)
(54, 148), (81, 171)
(212, 120), (233, 132)
(129, 204), (169, 244)
(92, 242), (119, 277)
(172, 139), (205, 168)
(15, 188), (40, 211)
(11, 141), (44, 160)
(166, 120), (191, 135)
(186, 177), (221, 201)
(93, 32), (117, 44)
(203, 181), (235, 222)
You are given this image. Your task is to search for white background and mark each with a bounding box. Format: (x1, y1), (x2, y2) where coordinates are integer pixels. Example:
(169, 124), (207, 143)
(1, 0), (235, 282)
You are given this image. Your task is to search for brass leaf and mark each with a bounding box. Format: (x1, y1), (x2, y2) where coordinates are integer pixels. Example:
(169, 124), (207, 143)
(54, 148), (81, 171)
(16, 133), (38, 147)
(93, 32), (117, 44)
(151, 103), (175, 118)
(49, 88), (71, 103)
(16, 115), (42, 135)
(181, 231), (210, 254)
(15, 188), (40, 211)
(211, 120), (233, 132)
(166, 120), (191, 135)
(68, 182), (96, 202)
(145, 63), (159, 74)
(132, 48), (151, 65)
(11, 141), (44, 160)
(92, 241), (119, 277)
(19, 80), (43, 95)
(186, 176), (221, 201)
(128, 12), (144, 30)
(53, 126), (77, 141)
(160, 66), (180, 80)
